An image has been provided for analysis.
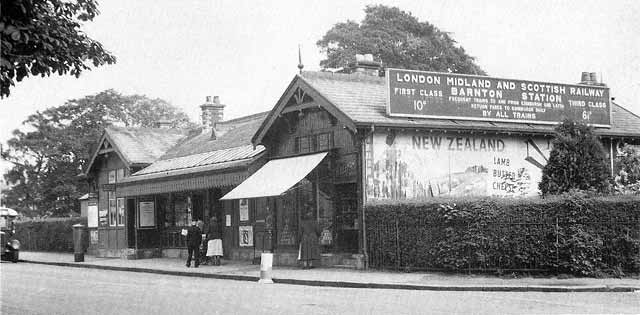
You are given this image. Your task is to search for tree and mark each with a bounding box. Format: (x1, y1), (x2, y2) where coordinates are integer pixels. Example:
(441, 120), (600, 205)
(1, 90), (194, 215)
(317, 5), (485, 75)
(539, 119), (611, 195)
(614, 145), (640, 194)
(1, 0), (116, 97)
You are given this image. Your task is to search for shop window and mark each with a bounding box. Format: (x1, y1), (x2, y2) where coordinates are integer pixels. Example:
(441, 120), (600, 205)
(116, 198), (125, 226)
(295, 133), (333, 154)
(296, 136), (311, 154)
(316, 132), (333, 151)
(276, 191), (298, 246)
(173, 194), (191, 227)
(108, 192), (116, 226)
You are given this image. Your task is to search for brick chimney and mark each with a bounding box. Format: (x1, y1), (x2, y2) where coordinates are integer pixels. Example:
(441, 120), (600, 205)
(347, 54), (382, 76)
(200, 96), (225, 128)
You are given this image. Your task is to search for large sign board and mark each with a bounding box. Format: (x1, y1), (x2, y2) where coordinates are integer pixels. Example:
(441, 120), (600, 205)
(365, 131), (552, 200)
(387, 68), (611, 126)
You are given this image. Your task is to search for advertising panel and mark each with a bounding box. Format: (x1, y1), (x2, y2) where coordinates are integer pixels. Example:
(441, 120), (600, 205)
(387, 68), (610, 126)
(239, 225), (253, 247)
(87, 201), (98, 228)
(239, 199), (249, 222)
(138, 201), (155, 228)
(365, 131), (552, 200)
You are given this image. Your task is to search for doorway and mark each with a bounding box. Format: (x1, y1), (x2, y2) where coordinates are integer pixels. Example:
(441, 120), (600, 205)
(126, 198), (136, 248)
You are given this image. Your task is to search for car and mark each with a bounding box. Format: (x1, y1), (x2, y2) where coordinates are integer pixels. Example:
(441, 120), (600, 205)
(1, 207), (20, 262)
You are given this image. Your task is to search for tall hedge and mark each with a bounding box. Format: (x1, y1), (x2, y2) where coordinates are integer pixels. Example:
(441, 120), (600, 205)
(13, 217), (87, 252)
(366, 194), (640, 276)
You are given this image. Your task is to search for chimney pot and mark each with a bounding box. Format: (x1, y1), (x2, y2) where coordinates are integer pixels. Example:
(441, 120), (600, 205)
(589, 72), (597, 84)
(580, 72), (590, 84)
(349, 53), (382, 76)
(213, 96), (220, 104)
(206, 96), (212, 103)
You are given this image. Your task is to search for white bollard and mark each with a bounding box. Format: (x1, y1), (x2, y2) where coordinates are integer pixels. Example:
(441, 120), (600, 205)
(258, 252), (274, 284)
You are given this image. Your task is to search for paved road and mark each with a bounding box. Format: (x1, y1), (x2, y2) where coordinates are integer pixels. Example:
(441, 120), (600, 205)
(1, 262), (638, 315)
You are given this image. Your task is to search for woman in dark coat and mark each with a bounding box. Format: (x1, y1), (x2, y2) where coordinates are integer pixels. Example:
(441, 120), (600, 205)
(299, 210), (321, 269)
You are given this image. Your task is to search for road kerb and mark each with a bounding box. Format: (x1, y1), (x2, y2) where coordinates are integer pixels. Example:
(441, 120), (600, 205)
(17, 259), (639, 293)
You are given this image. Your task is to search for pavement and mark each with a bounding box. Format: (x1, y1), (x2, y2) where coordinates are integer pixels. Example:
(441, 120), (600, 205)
(17, 251), (640, 292)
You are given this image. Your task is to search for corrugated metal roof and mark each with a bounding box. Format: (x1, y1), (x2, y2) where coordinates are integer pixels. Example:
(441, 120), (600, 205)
(124, 111), (268, 180)
(133, 145), (265, 176)
(299, 71), (640, 137)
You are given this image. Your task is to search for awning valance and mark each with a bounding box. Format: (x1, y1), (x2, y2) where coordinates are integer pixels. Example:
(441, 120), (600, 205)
(221, 152), (327, 200)
(117, 170), (249, 197)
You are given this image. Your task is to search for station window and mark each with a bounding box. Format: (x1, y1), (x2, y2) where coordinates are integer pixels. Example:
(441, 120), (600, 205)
(108, 170), (116, 184)
(116, 198), (125, 226)
(108, 192), (117, 226)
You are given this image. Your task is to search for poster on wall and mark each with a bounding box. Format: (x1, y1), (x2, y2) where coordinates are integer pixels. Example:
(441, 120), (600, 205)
(239, 199), (249, 221)
(366, 131), (552, 200)
(239, 225), (253, 247)
(90, 230), (99, 244)
(87, 202), (98, 228)
(98, 209), (108, 227)
(138, 201), (155, 228)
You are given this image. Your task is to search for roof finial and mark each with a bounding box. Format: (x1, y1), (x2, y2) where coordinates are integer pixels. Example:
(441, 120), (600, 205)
(297, 44), (304, 74)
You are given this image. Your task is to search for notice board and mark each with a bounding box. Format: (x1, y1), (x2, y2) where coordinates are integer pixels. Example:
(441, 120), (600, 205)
(138, 201), (155, 228)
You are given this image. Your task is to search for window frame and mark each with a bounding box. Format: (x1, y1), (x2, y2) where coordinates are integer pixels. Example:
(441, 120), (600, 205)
(116, 198), (125, 226)
(108, 191), (117, 226)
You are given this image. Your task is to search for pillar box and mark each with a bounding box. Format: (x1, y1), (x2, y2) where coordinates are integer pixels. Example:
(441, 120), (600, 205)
(73, 224), (86, 262)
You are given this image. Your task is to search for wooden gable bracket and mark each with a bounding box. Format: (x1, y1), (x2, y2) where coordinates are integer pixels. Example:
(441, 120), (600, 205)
(253, 75), (357, 146)
(293, 87), (305, 105)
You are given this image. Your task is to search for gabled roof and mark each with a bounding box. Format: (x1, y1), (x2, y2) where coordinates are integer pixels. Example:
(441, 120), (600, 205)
(123, 112), (268, 180)
(84, 126), (189, 174)
(106, 126), (189, 164)
(297, 71), (640, 138)
(252, 75), (357, 145)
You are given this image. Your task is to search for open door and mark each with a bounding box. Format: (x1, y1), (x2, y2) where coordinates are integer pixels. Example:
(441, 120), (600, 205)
(126, 198), (136, 248)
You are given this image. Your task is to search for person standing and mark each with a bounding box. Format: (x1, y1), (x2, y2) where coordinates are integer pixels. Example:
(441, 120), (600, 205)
(299, 209), (321, 269)
(186, 220), (202, 268)
(206, 216), (223, 266)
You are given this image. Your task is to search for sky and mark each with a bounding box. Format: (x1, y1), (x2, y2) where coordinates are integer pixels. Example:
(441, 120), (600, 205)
(1, 0), (639, 175)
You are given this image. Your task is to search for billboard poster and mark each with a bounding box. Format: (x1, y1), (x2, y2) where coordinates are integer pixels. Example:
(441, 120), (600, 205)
(98, 209), (108, 227)
(239, 198), (249, 221)
(365, 131), (552, 200)
(87, 202), (98, 228)
(387, 68), (611, 126)
(239, 225), (253, 247)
